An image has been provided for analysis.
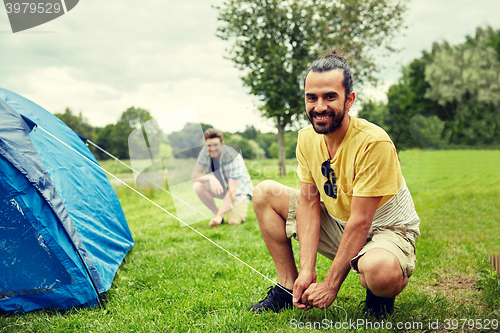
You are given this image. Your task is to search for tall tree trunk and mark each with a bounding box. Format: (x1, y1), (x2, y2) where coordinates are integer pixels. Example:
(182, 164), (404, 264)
(277, 122), (286, 177)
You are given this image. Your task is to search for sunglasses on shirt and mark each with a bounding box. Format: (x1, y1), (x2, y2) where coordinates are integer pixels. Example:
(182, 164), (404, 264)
(321, 159), (337, 199)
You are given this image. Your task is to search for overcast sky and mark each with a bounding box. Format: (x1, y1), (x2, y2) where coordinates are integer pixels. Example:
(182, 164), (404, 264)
(1, 0), (499, 133)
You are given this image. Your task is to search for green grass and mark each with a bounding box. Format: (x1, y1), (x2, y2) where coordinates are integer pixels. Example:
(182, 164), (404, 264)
(1, 150), (500, 332)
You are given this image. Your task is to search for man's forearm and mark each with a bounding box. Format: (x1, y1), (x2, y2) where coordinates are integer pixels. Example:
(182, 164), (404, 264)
(215, 178), (239, 216)
(296, 199), (321, 272)
(216, 191), (234, 216)
(192, 173), (212, 183)
(323, 217), (371, 292)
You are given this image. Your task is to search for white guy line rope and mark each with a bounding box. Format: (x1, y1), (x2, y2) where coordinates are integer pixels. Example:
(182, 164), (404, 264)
(86, 139), (209, 220)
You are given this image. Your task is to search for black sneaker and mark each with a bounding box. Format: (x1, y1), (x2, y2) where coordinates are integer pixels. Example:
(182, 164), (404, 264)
(363, 289), (395, 319)
(247, 284), (293, 313)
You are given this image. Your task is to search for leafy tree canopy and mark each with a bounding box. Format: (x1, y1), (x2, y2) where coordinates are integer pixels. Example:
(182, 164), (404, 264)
(215, 0), (409, 173)
(361, 25), (500, 149)
(425, 27), (500, 109)
(54, 107), (95, 141)
(94, 107), (156, 160)
(167, 123), (212, 159)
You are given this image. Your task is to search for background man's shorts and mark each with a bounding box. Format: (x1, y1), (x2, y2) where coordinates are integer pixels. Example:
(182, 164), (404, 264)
(226, 195), (251, 224)
(285, 188), (416, 279)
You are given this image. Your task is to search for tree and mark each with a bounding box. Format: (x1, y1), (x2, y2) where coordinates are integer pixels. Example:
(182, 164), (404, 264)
(425, 42), (500, 109)
(285, 131), (298, 159)
(268, 130), (298, 159)
(409, 115), (446, 149)
(54, 107), (96, 140)
(382, 57), (447, 149)
(240, 125), (258, 140)
(54, 107), (100, 155)
(369, 26), (500, 149)
(215, 0), (409, 174)
(248, 140), (266, 159)
(424, 27), (500, 144)
(384, 65), (426, 149)
(118, 106), (154, 128)
(94, 124), (118, 159)
(254, 131), (277, 158)
(227, 134), (255, 159)
(168, 123), (213, 159)
(357, 100), (390, 132)
(485, 26), (500, 60)
(268, 142), (279, 159)
(95, 107), (157, 160)
(225, 133), (264, 159)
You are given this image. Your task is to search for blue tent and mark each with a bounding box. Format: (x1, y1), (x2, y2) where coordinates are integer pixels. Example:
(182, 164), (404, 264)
(0, 88), (134, 313)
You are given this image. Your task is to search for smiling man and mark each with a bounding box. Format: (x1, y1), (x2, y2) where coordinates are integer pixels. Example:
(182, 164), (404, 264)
(191, 128), (253, 227)
(248, 49), (420, 318)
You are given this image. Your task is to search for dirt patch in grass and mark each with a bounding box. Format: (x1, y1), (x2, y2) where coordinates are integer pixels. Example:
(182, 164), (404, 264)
(429, 275), (479, 304)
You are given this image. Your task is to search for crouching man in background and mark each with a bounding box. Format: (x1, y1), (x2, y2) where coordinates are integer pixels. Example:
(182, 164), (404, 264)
(192, 128), (253, 227)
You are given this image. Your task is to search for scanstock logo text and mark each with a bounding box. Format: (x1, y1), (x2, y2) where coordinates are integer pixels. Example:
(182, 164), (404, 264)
(3, 0), (79, 33)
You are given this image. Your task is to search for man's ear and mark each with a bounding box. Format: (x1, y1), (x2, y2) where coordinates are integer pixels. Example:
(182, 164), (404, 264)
(345, 91), (356, 110)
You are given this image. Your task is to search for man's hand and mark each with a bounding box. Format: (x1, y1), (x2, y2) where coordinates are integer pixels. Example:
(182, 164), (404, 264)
(300, 281), (338, 309)
(209, 175), (224, 196)
(292, 269), (317, 310)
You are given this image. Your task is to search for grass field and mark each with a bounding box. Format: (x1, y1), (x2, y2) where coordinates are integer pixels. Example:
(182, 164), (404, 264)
(1, 150), (499, 332)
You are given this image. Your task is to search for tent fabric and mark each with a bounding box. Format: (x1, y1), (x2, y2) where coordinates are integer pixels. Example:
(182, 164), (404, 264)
(0, 88), (134, 313)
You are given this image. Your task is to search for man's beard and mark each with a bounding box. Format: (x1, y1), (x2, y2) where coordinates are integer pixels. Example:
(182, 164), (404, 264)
(307, 103), (347, 135)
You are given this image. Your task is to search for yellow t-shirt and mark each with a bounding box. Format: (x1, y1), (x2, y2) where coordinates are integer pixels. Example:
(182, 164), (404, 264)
(296, 116), (403, 223)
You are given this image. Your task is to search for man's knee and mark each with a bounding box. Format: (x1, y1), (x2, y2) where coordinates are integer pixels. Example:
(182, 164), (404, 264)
(358, 249), (406, 297)
(193, 181), (206, 194)
(253, 180), (291, 216)
(253, 180), (280, 206)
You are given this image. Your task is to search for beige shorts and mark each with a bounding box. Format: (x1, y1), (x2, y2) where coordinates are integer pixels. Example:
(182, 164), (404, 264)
(285, 189), (416, 279)
(226, 195), (251, 224)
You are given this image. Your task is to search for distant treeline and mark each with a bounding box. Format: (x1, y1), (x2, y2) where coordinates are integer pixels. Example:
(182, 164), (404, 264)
(55, 107), (298, 160)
